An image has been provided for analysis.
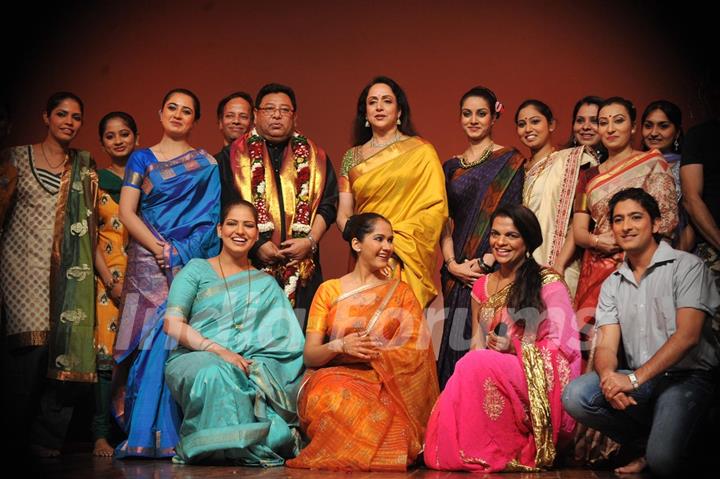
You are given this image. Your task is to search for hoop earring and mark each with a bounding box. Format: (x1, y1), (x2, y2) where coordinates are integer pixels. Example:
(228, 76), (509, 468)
(364, 120), (370, 128)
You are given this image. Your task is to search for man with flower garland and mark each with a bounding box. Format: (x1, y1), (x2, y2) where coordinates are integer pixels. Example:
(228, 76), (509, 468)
(229, 83), (338, 330)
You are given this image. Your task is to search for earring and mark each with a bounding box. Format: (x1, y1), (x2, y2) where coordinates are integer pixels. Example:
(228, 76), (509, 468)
(572, 137), (578, 147)
(364, 120), (370, 128)
(674, 138), (680, 152)
(396, 117), (401, 125)
(525, 251), (531, 258)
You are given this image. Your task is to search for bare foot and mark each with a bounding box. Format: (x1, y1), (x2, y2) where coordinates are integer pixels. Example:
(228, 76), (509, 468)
(615, 456), (647, 474)
(93, 438), (114, 457)
(29, 444), (61, 458)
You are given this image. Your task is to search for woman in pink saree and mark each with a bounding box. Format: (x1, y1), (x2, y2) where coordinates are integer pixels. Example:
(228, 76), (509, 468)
(425, 205), (580, 472)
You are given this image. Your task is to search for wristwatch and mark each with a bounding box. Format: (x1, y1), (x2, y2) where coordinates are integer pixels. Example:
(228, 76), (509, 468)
(627, 372), (640, 390)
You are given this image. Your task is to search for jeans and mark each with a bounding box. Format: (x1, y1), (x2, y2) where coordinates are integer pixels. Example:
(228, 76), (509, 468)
(562, 369), (716, 476)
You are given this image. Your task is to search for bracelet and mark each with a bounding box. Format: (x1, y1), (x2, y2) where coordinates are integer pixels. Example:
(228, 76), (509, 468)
(200, 338), (215, 351)
(478, 259), (493, 273)
(444, 256), (456, 267)
(307, 234), (318, 254)
(593, 235), (600, 248)
(341, 336), (347, 353)
(627, 371), (640, 390)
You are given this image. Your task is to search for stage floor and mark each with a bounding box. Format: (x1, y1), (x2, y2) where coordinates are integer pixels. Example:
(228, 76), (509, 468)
(36, 453), (653, 479)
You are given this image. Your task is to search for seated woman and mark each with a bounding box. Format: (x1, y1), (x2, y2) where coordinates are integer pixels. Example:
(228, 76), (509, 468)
(425, 205), (581, 473)
(286, 213), (439, 471)
(163, 199), (305, 466)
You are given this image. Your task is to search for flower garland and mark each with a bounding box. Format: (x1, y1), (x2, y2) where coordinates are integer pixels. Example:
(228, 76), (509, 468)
(247, 128), (315, 305)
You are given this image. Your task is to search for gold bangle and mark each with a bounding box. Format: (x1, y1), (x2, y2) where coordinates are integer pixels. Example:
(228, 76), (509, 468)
(341, 336), (347, 353)
(444, 256), (456, 266)
(593, 235), (600, 248)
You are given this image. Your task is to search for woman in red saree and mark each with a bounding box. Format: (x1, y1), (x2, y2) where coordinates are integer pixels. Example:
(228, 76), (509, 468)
(573, 97), (677, 359)
(425, 205), (580, 472)
(286, 213), (438, 471)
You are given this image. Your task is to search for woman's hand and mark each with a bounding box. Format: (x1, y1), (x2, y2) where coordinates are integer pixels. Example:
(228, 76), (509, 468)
(108, 280), (124, 305)
(340, 332), (382, 360)
(594, 232), (621, 255)
(448, 259), (483, 287)
(153, 240), (166, 270)
(211, 344), (253, 375)
(486, 331), (514, 353)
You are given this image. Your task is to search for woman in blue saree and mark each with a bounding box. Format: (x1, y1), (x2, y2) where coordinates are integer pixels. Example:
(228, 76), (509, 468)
(163, 199), (304, 465)
(113, 88), (221, 458)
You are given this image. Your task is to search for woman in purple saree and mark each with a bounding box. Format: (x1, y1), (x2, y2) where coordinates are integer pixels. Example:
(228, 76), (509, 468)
(112, 89), (220, 458)
(426, 205), (580, 472)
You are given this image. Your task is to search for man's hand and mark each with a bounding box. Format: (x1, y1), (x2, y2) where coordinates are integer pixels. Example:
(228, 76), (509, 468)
(257, 241), (285, 264)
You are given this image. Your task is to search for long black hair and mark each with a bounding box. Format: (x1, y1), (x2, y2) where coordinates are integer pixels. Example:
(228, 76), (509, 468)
(352, 76), (417, 146)
(490, 205), (545, 317)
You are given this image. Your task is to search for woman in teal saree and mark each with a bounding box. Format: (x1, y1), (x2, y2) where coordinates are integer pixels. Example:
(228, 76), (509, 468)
(163, 199), (305, 465)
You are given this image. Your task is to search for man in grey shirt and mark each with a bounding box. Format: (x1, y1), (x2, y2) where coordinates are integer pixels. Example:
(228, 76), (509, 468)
(563, 188), (719, 477)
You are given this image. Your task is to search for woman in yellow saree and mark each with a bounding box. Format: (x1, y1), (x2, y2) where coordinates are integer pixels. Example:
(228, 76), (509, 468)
(336, 76), (447, 308)
(286, 213), (439, 471)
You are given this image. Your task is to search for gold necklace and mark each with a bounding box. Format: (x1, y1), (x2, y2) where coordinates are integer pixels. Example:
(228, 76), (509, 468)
(217, 257), (252, 329)
(459, 143), (494, 168)
(40, 143), (68, 169)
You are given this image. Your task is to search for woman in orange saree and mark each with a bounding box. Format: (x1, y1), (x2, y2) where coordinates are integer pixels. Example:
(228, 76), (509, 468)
(286, 213), (439, 471)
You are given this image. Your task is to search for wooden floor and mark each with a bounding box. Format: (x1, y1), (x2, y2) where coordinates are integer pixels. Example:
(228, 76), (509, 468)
(33, 452), (649, 479)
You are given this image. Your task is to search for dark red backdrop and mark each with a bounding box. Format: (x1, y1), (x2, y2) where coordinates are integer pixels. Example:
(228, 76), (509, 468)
(3, 0), (716, 339)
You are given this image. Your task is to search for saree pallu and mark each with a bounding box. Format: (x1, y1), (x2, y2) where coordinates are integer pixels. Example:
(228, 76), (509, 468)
(164, 260), (304, 465)
(113, 149), (221, 458)
(523, 147), (597, 296)
(95, 170), (128, 370)
(437, 148), (525, 389)
(425, 270), (580, 472)
(574, 150), (677, 354)
(286, 279), (439, 471)
(340, 137), (447, 308)
(47, 149), (99, 382)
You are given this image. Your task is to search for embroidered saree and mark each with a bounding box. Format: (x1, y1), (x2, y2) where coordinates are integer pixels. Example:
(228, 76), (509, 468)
(425, 270), (580, 472)
(339, 137), (447, 308)
(437, 148), (525, 388)
(164, 259), (304, 465)
(523, 146), (597, 295)
(113, 148), (221, 458)
(286, 279), (439, 471)
(574, 150), (677, 351)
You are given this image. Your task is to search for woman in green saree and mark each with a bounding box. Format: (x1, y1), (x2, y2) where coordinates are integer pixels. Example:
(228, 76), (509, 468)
(163, 199), (305, 465)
